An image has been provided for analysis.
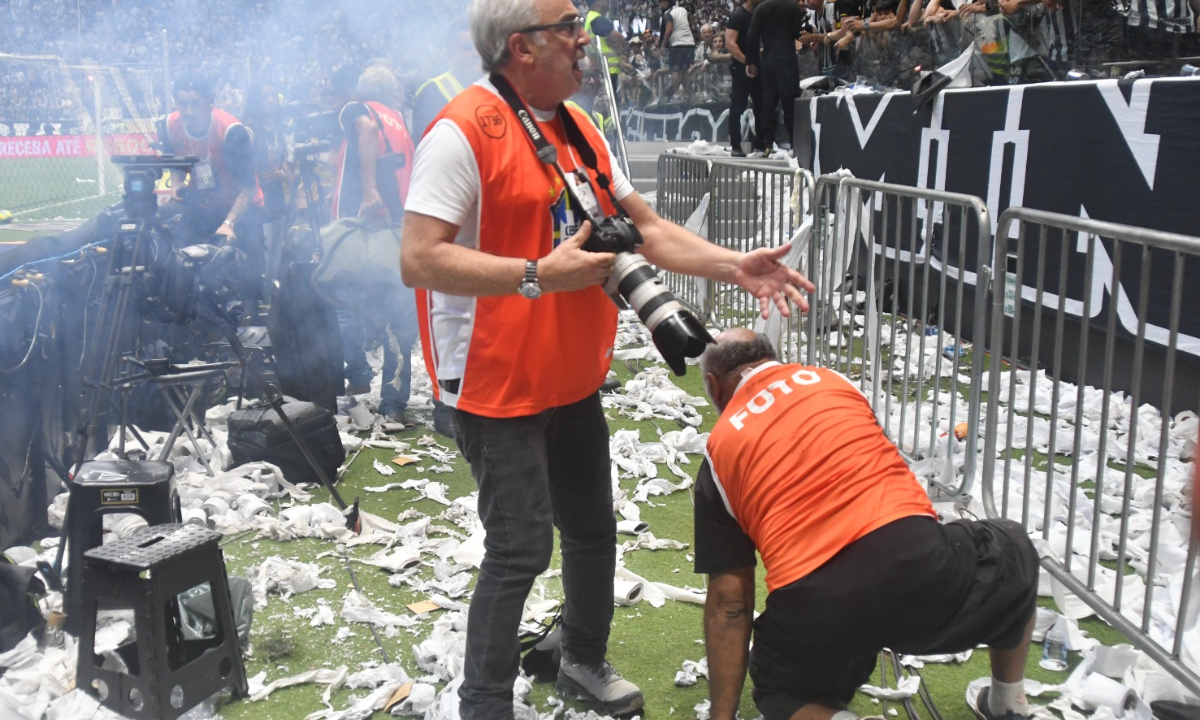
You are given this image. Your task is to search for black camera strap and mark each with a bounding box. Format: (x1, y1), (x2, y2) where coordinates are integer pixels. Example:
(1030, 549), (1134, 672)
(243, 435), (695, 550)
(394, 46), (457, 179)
(363, 103), (396, 155)
(488, 73), (629, 222)
(361, 102), (406, 218)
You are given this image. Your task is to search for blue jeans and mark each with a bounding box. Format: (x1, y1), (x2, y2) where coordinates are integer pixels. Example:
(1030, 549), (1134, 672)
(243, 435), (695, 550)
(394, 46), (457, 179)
(336, 305), (373, 388)
(379, 314), (416, 415)
(452, 393), (616, 720)
(334, 288), (417, 414)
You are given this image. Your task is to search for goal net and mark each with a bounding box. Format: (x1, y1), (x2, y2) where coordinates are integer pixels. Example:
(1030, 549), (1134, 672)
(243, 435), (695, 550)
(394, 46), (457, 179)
(0, 53), (160, 224)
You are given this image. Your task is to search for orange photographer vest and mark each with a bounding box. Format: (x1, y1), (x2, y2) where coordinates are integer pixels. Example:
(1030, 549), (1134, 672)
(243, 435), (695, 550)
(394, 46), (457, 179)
(331, 101), (416, 220)
(415, 84), (620, 418)
(705, 363), (937, 592)
(164, 108), (263, 208)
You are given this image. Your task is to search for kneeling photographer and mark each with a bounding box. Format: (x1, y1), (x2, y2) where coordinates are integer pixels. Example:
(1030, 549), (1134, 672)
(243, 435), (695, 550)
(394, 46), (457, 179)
(157, 71), (267, 308)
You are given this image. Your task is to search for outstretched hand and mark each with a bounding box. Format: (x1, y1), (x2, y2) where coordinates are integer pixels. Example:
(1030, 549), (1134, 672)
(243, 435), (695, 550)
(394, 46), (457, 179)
(732, 244), (815, 319)
(539, 221), (616, 293)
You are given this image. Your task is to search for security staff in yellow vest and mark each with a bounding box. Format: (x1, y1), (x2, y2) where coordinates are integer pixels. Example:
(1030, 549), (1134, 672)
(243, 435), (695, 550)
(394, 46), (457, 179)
(411, 30), (480, 141)
(563, 99), (609, 135)
(412, 72), (466, 140)
(585, 0), (626, 96)
(591, 94), (613, 136)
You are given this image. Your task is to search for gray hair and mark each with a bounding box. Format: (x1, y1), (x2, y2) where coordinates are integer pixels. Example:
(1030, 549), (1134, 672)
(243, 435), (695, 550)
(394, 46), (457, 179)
(700, 333), (778, 379)
(469, 0), (544, 73)
(357, 65), (398, 104)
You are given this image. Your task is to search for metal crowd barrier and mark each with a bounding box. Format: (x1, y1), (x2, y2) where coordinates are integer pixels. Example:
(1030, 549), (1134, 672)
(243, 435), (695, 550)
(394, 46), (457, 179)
(981, 207), (1200, 697)
(655, 154), (713, 312)
(706, 161), (811, 332)
(800, 176), (992, 498)
(657, 153), (1200, 693)
(654, 154), (813, 326)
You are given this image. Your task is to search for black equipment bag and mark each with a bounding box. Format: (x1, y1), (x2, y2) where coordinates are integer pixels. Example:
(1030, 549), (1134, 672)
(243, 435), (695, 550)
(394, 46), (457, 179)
(0, 555), (45, 654)
(226, 400), (345, 486)
(267, 230), (343, 413)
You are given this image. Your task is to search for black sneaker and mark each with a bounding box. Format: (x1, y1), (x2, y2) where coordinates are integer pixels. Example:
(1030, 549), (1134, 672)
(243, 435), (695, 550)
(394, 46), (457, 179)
(556, 658), (644, 716)
(731, 147), (747, 157)
(974, 687), (1029, 720)
(380, 406), (416, 428)
(600, 378), (622, 392)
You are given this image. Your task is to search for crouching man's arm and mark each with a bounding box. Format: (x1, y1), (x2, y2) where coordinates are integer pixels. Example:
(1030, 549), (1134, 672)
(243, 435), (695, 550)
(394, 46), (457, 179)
(706, 566), (755, 720)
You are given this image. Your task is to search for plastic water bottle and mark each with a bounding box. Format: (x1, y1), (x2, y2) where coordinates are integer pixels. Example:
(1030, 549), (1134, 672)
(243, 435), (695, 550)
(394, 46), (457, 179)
(1040, 624), (1069, 671)
(38, 611), (66, 651)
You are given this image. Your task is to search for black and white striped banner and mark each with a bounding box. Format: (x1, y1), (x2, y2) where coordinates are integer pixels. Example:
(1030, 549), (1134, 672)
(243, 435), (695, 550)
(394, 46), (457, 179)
(1116, 0), (1196, 33)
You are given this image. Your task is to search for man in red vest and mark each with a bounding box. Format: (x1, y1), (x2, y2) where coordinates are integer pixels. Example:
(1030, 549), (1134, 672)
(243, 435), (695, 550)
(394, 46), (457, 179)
(696, 328), (1038, 720)
(330, 65), (419, 423)
(158, 71), (265, 302)
(400, 1), (814, 719)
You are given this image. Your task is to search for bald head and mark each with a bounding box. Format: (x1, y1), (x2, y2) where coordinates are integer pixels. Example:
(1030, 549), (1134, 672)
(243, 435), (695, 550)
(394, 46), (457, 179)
(700, 329), (778, 411)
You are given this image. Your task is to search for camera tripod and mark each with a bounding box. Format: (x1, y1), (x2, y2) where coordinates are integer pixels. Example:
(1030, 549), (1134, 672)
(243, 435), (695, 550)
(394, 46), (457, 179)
(70, 206), (180, 471)
(262, 140), (331, 300)
(285, 140), (332, 256)
(54, 156), (359, 582)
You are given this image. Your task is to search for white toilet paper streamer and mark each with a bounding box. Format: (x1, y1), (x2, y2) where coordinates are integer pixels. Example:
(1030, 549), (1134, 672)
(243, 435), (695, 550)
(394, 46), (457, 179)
(1091, 645), (1141, 679)
(616, 519), (649, 536)
(181, 508), (208, 526)
(1079, 673), (1138, 717)
(614, 579), (644, 607)
(201, 497), (230, 518)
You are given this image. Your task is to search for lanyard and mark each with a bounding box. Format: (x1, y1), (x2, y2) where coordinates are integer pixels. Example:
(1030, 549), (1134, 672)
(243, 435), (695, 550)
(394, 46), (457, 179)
(487, 73), (629, 224)
(182, 118), (211, 160)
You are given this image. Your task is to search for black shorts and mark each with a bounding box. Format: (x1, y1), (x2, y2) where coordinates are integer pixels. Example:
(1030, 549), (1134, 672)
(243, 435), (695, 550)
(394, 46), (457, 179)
(668, 46), (694, 72)
(750, 516), (1039, 720)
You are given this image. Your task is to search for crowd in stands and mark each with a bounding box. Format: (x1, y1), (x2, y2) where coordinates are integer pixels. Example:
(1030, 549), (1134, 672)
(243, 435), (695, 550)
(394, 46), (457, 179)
(0, 0), (475, 122)
(0, 66), (74, 121)
(0, 0), (727, 121)
(577, 0), (1198, 105)
(0, 0), (1196, 124)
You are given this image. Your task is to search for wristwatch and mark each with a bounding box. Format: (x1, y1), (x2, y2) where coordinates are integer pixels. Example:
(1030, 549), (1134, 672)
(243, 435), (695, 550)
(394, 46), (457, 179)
(517, 260), (542, 299)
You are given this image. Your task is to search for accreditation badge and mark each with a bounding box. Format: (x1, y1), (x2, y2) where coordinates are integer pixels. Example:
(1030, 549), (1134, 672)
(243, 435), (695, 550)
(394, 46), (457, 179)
(194, 160), (216, 190)
(563, 169), (603, 219)
(550, 188), (587, 248)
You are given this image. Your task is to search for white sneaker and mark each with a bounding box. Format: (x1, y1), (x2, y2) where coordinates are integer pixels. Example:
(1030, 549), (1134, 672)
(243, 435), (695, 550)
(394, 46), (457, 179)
(556, 658), (644, 716)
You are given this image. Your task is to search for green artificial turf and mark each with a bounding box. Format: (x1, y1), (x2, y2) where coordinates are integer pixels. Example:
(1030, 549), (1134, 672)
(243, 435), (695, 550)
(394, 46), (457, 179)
(0, 155), (120, 243)
(204, 357), (1129, 720)
(0, 156), (123, 221)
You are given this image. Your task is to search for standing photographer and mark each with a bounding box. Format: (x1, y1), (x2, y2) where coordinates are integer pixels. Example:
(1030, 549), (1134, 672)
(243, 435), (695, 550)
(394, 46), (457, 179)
(400, 1), (814, 719)
(330, 65), (419, 423)
(242, 77), (292, 294)
(158, 71), (266, 305)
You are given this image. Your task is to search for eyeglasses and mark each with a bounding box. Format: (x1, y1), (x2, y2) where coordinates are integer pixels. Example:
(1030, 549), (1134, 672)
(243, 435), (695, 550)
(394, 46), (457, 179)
(515, 16), (587, 36)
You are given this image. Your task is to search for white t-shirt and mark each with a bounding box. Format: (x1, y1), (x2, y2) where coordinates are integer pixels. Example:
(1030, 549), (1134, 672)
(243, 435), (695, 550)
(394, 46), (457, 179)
(404, 78), (635, 385)
(406, 78), (635, 230)
(667, 5), (696, 46)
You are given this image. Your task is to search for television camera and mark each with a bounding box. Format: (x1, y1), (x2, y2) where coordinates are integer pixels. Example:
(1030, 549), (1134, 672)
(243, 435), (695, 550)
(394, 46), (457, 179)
(60, 156), (354, 559)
